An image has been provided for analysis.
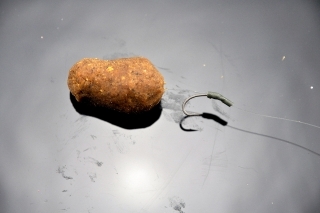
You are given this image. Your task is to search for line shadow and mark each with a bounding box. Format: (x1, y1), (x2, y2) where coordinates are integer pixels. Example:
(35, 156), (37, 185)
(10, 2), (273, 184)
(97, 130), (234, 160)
(70, 93), (162, 129)
(228, 126), (320, 157)
(179, 112), (320, 157)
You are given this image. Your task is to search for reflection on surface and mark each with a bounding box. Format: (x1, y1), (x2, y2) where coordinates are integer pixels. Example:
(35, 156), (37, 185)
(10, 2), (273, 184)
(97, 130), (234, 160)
(122, 166), (153, 191)
(114, 157), (163, 211)
(180, 113), (228, 131)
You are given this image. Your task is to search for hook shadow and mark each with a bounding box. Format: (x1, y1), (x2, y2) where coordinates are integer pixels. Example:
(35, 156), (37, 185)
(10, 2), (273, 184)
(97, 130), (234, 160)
(180, 112), (228, 131)
(70, 93), (162, 129)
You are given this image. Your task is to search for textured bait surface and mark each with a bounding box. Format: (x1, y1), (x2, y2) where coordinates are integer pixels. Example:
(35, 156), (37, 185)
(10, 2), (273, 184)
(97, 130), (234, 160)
(68, 57), (165, 113)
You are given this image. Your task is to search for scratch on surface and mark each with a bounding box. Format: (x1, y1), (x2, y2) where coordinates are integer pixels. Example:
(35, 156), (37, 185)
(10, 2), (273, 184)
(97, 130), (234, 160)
(202, 129), (219, 186)
(144, 146), (194, 211)
(157, 66), (172, 72)
(88, 172), (97, 182)
(74, 115), (87, 123)
(112, 130), (135, 153)
(237, 165), (258, 174)
(87, 157), (103, 167)
(71, 116), (88, 140)
(76, 150), (81, 159)
(209, 41), (236, 68)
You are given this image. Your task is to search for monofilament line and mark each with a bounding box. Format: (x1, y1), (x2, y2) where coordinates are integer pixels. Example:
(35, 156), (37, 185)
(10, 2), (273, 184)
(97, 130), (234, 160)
(234, 106), (320, 129)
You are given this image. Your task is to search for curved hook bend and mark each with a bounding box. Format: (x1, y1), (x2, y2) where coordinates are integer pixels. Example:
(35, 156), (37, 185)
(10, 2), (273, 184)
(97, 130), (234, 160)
(182, 91), (233, 116)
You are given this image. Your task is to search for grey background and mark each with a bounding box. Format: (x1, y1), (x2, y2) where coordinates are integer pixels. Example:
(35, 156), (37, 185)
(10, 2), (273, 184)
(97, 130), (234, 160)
(1, 0), (320, 212)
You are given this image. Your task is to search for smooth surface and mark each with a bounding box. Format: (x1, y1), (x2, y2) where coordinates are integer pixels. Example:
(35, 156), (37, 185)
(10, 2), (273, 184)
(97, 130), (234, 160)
(1, 0), (320, 212)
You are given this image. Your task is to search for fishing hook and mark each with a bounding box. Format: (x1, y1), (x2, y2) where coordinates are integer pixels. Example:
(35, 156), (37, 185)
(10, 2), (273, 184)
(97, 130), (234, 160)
(182, 92), (233, 116)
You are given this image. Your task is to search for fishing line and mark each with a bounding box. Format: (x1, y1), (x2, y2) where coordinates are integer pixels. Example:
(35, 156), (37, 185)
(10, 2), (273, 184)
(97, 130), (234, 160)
(182, 91), (320, 129)
(233, 106), (320, 129)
